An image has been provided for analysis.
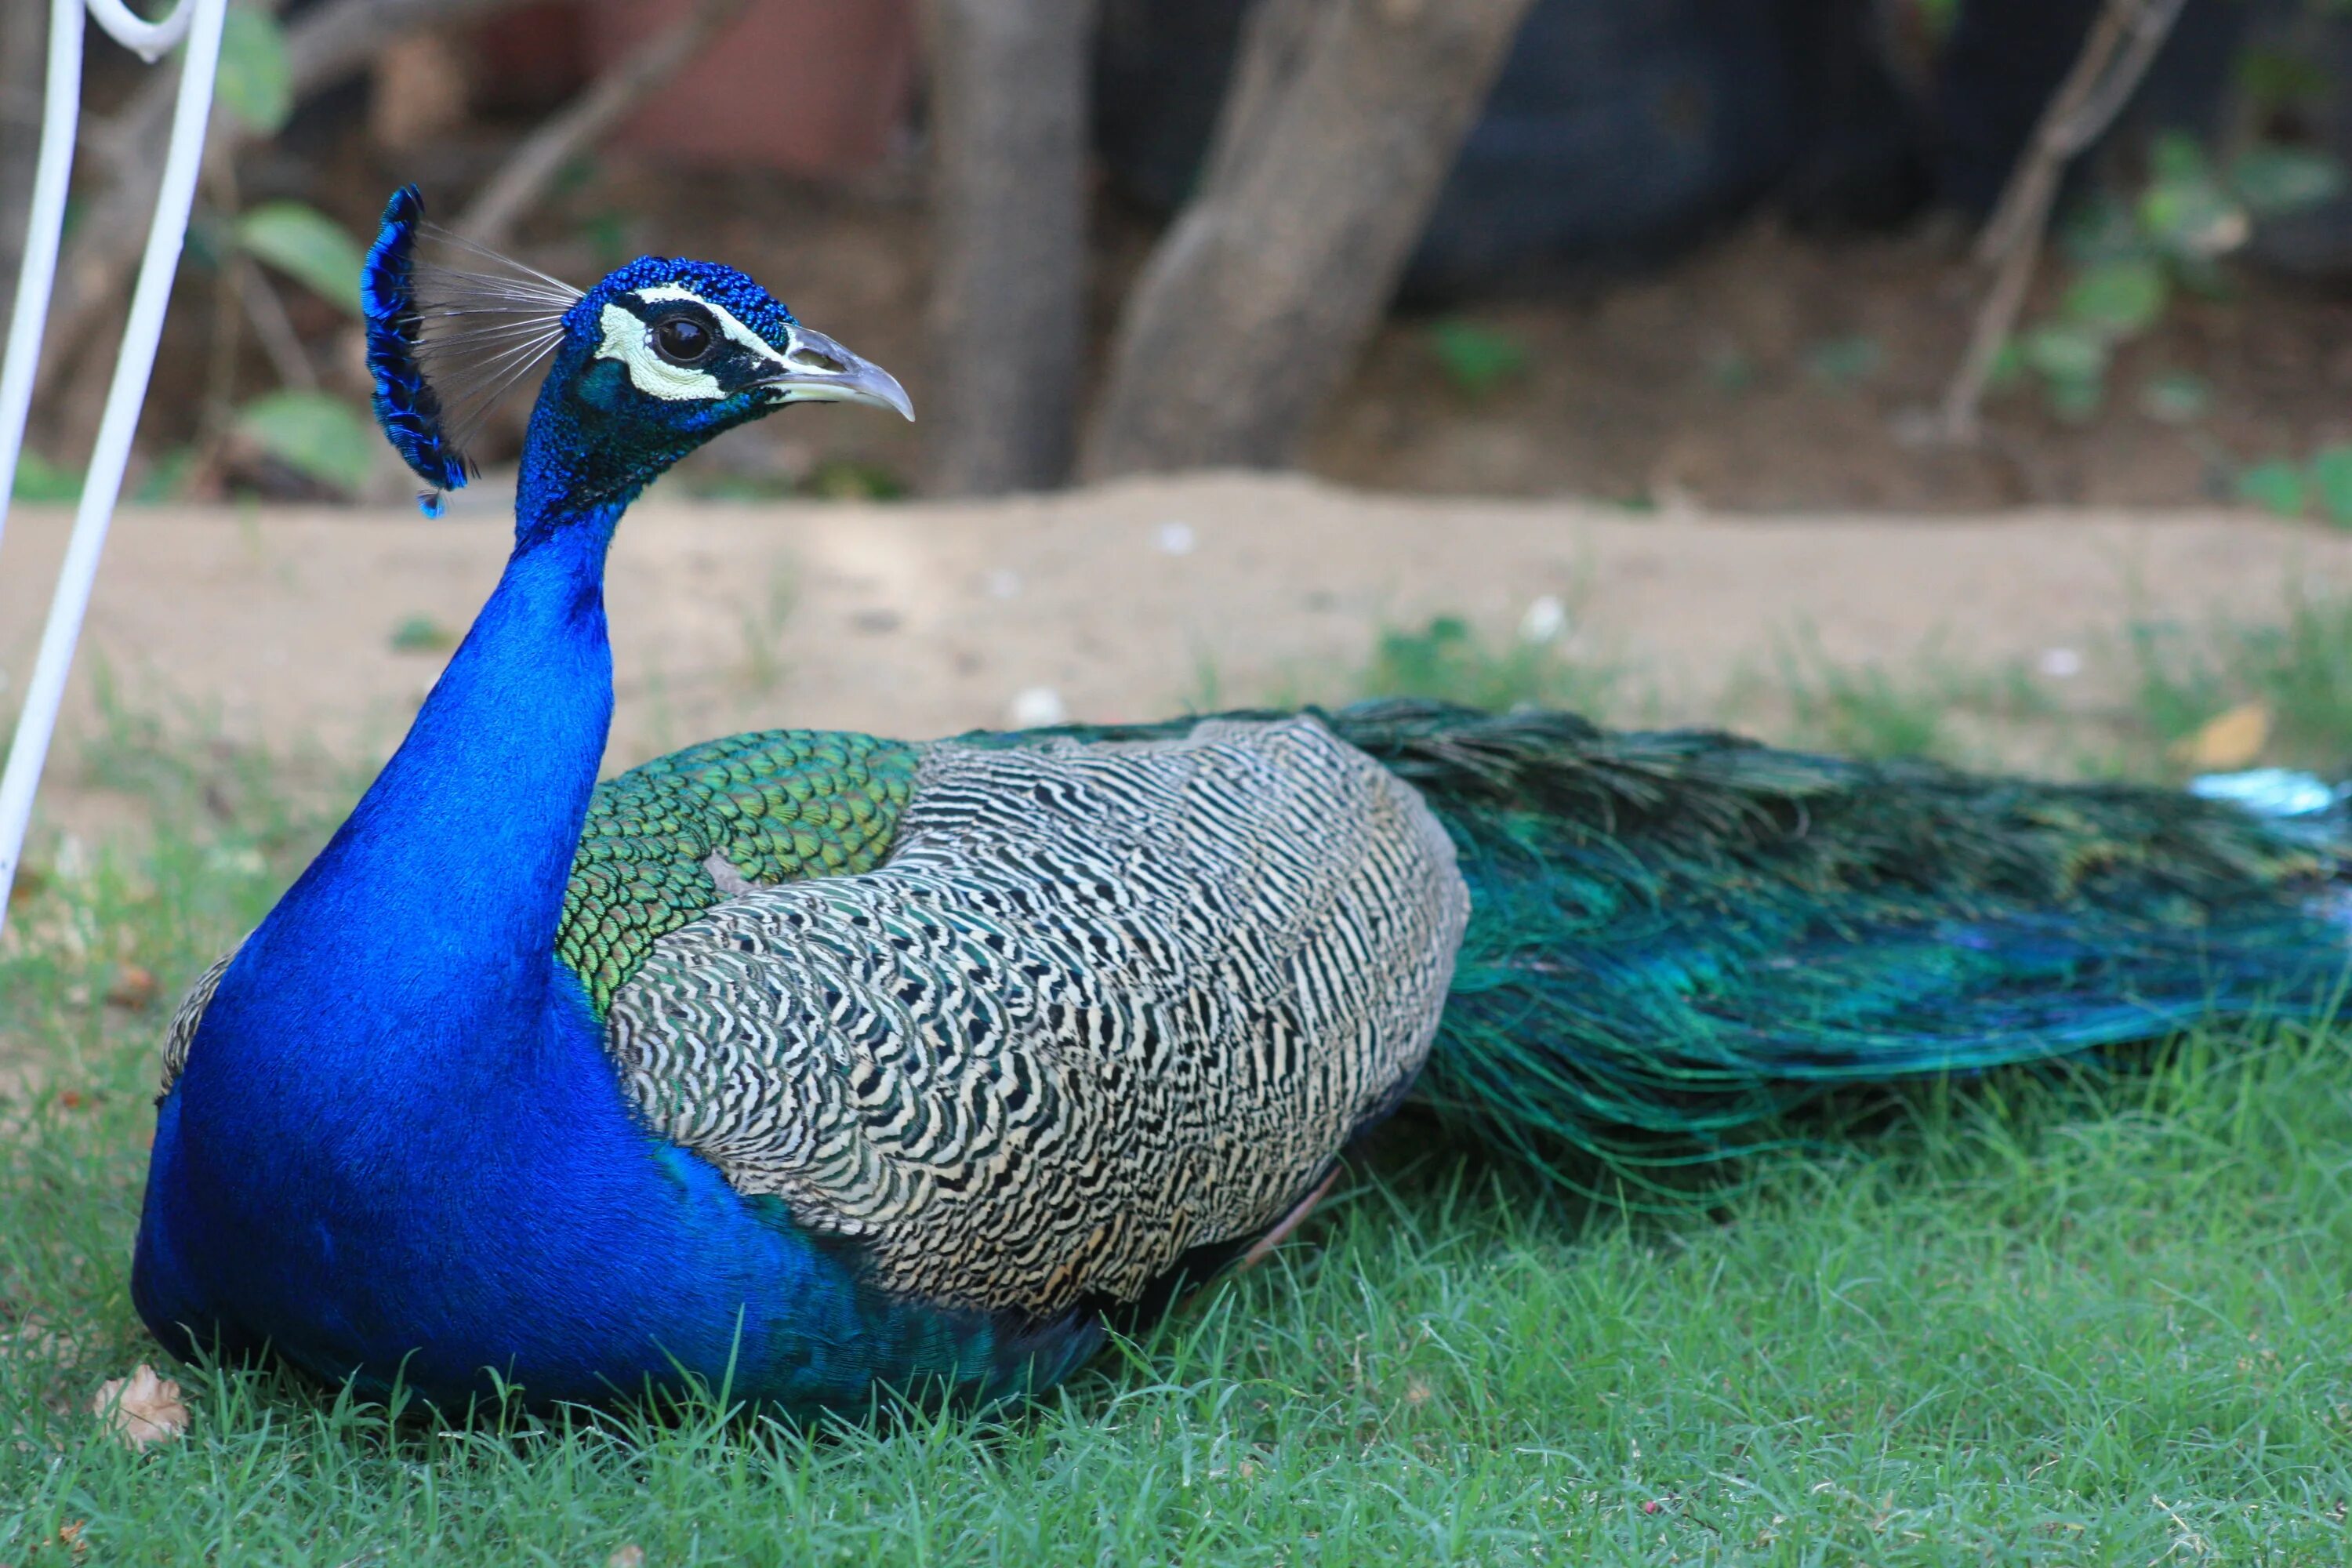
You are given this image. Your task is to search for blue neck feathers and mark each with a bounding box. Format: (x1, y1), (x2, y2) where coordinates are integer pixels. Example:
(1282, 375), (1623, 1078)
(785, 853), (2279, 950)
(238, 459), (621, 1078)
(135, 347), (1080, 1414)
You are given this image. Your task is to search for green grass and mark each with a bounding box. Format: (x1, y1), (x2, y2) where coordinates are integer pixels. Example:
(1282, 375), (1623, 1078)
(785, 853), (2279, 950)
(1359, 614), (1625, 718)
(1336, 593), (2352, 779)
(2125, 592), (2352, 772)
(1179, 609), (1632, 728)
(1762, 633), (2056, 767)
(9, 609), (2352, 1563)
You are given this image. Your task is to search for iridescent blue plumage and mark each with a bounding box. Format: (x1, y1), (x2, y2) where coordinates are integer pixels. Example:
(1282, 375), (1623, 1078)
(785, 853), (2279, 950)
(361, 187), (470, 514)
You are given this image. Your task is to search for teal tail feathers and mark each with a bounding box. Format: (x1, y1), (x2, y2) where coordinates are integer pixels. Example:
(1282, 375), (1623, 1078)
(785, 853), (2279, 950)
(1322, 700), (2351, 1171)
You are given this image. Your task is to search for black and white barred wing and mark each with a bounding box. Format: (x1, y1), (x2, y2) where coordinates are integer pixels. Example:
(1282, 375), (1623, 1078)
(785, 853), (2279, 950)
(604, 716), (1468, 1316)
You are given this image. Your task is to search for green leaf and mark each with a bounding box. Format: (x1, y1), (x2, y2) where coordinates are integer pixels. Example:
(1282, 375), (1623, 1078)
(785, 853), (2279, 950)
(132, 445), (199, 505)
(1985, 339), (2024, 390)
(1914, 0), (1959, 43)
(2310, 444), (2352, 528)
(388, 615), (459, 654)
(2235, 459), (2308, 517)
(2056, 192), (2143, 267)
(2149, 131), (2210, 184)
(2021, 321), (2109, 384)
(2234, 45), (2332, 114)
(2062, 258), (2168, 338)
(2043, 373), (2104, 423)
(10, 450), (80, 502)
(2139, 173), (2249, 260)
(234, 391), (374, 494)
(214, 5), (292, 135)
(2171, 256), (2235, 303)
(1428, 320), (1530, 396)
(2136, 371), (2212, 425)
(2228, 145), (2346, 218)
(234, 201), (365, 314)
(801, 459), (907, 502)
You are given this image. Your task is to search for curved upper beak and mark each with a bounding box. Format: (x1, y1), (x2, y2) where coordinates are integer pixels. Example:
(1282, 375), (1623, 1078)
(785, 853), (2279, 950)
(761, 325), (915, 421)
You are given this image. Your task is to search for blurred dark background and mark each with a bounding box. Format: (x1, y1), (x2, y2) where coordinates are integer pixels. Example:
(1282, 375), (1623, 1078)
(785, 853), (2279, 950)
(10, 0), (2352, 517)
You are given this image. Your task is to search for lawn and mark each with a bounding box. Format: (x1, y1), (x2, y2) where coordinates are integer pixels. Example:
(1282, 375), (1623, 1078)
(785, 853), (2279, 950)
(5, 605), (2352, 1565)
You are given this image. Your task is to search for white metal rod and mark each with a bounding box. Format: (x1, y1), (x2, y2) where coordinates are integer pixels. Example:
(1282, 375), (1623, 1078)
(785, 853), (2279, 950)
(85, 0), (197, 61)
(0, 0), (89, 560)
(0, 0), (229, 933)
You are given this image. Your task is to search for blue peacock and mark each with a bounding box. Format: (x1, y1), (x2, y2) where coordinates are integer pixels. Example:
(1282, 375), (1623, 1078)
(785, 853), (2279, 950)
(132, 186), (2352, 1417)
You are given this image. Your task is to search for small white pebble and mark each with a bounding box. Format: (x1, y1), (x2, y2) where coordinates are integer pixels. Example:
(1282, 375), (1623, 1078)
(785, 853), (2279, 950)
(984, 568), (1022, 600)
(1154, 521), (1196, 556)
(2038, 647), (2083, 679)
(1518, 594), (1570, 645)
(1009, 686), (1069, 728)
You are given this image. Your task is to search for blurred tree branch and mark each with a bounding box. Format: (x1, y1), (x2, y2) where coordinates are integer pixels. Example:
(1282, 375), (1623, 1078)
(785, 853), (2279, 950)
(455, 0), (752, 249)
(1081, 0), (1534, 479)
(35, 0), (543, 452)
(922, 0), (1098, 495)
(1934, 0), (2189, 445)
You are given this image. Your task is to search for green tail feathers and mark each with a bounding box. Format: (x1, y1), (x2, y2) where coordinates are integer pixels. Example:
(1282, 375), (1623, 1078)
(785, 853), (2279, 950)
(1009, 700), (2351, 1172)
(1325, 700), (2349, 1168)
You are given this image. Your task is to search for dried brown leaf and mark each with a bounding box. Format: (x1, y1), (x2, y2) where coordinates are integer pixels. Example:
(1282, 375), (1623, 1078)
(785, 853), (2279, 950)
(104, 964), (158, 1011)
(91, 1364), (189, 1451)
(2172, 702), (2272, 770)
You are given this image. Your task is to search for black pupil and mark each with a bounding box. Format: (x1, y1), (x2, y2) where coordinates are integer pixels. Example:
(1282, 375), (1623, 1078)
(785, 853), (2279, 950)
(655, 315), (711, 363)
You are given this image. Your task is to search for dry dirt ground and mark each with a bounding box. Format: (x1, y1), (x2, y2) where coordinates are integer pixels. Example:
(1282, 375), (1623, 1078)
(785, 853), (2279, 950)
(6, 474), (2352, 842)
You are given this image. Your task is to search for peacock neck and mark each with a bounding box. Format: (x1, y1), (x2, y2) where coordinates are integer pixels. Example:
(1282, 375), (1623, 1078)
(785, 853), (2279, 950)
(245, 493), (621, 1065)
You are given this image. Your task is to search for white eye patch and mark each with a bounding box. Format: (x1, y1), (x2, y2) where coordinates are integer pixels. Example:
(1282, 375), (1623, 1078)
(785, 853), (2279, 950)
(594, 284), (843, 404)
(634, 284), (799, 372)
(595, 303), (723, 401)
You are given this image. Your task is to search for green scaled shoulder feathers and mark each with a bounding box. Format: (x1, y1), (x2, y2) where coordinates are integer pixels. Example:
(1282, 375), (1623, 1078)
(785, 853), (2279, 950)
(558, 730), (918, 1013)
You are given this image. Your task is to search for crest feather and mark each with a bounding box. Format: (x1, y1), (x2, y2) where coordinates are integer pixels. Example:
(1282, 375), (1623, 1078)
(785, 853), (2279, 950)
(361, 186), (582, 516)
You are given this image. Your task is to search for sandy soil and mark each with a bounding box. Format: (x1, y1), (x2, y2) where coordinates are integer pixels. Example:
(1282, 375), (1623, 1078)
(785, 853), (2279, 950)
(5, 474), (2351, 831)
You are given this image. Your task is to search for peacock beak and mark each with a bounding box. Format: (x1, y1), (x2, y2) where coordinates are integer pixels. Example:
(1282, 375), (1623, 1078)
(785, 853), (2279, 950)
(760, 325), (915, 421)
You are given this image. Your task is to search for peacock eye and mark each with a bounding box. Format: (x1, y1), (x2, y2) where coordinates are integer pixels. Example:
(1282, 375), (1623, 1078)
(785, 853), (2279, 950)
(652, 314), (713, 365)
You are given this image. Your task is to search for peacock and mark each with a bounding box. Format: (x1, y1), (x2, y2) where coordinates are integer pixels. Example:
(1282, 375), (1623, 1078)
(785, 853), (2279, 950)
(132, 186), (2352, 1418)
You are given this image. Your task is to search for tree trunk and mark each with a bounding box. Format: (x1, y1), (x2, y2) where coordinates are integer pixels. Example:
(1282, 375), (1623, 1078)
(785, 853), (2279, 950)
(920, 0), (1095, 495)
(1081, 0), (1533, 480)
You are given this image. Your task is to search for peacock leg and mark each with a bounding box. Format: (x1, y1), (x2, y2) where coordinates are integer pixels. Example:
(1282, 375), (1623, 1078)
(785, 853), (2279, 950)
(1239, 1167), (1342, 1270)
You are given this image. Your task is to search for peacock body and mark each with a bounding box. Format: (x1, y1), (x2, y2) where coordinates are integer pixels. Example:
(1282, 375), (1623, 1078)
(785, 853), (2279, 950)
(131, 188), (2352, 1417)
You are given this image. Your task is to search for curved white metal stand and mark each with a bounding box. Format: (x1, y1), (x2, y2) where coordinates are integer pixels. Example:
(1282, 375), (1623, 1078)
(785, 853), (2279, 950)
(0, 0), (229, 936)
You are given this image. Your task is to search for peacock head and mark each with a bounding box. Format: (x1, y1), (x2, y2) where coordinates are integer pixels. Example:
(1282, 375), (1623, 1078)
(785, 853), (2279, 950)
(361, 185), (911, 525)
